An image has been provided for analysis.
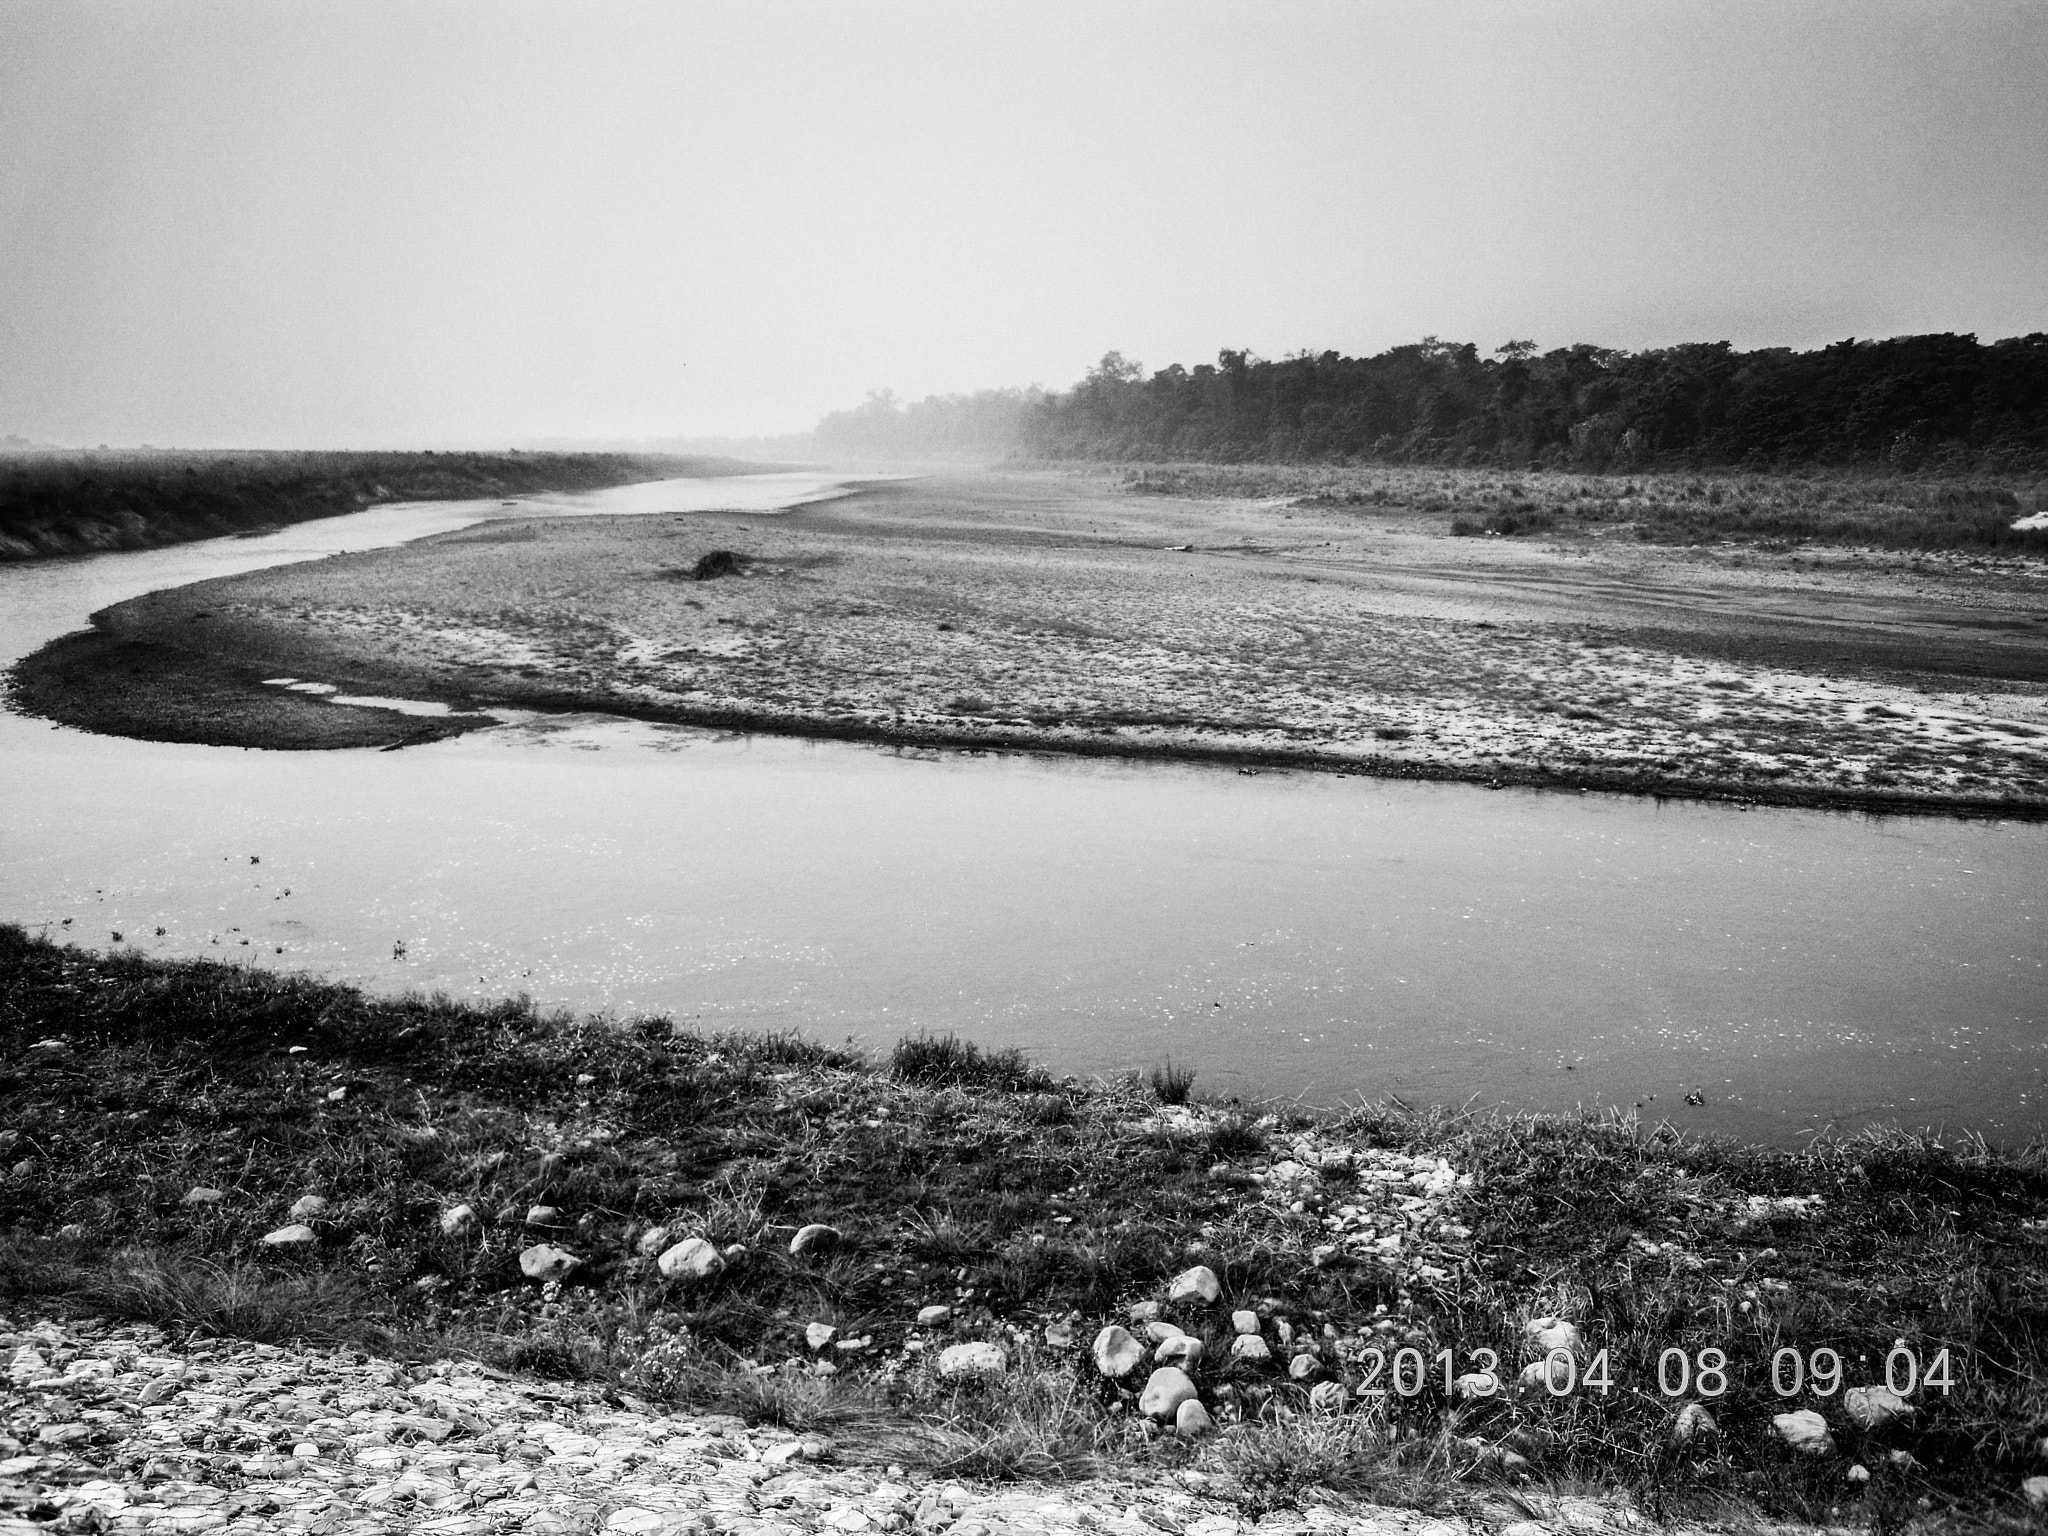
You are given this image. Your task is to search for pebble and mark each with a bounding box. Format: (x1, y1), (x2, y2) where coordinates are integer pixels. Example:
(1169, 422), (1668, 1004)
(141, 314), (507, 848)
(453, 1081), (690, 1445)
(259, 1223), (318, 1247)
(518, 1243), (582, 1282)
(1772, 1409), (1835, 1456)
(917, 1305), (953, 1327)
(1841, 1385), (1913, 1430)
(180, 1187), (225, 1207)
(287, 1194), (329, 1222)
(1092, 1326), (1144, 1378)
(657, 1237), (727, 1283)
(937, 1343), (1007, 1380)
(790, 1222), (844, 1258)
(1231, 1311), (1260, 1336)
(1167, 1265), (1222, 1306)
(1175, 1400), (1216, 1438)
(1229, 1335), (1271, 1364)
(808, 1322), (840, 1351)
(439, 1203), (478, 1237)
(635, 1224), (672, 1256)
(1671, 1403), (1716, 1447)
(1138, 1367), (1199, 1422)
(1155, 1336), (1204, 1371)
(2023, 1475), (2048, 1508)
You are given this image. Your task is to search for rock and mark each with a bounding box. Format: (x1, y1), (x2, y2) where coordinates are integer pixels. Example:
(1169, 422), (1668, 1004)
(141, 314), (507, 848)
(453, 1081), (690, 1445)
(634, 1225), (670, 1257)
(1842, 1385), (1914, 1430)
(1847, 1464), (1871, 1484)
(1520, 1356), (1573, 1392)
(1155, 1335), (1204, 1370)
(1229, 1334), (1271, 1364)
(1772, 1409), (1836, 1456)
(1043, 1320), (1075, 1349)
(55, 1223), (84, 1240)
(1168, 1265), (1222, 1305)
(1672, 1403), (1718, 1447)
(1175, 1398), (1216, 1437)
(1451, 1371), (1498, 1401)
(1139, 1366), (1199, 1421)
(806, 1322), (839, 1351)
(1524, 1316), (1582, 1356)
(181, 1186), (225, 1207)
(937, 1342), (1007, 1380)
(1287, 1353), (1320, 1381)
(1092, 1325), (1145, 1378)
(656, 1237), (725, 1283)
(790, 1222), (844, 1257)
(525, 1204), (562, 1227)
(439, 1203), (477, 1237)
(1888, 1448), (1922, 1471)
(1128, 1300), (1162, 1323)
(1231, 1310), (1260, 1336)
(2021, 1476), (2048, 1509)
(260, 1223), (317, 1247)
(722, 1242), (748, 1263)
(917, 1305), (953, 1327)
(1143, 1320), (1186, 1344)
(1309, 1381), (1349, 1415)
(287, 1195), (328, 1222)
(518, 1243), (581, 1283)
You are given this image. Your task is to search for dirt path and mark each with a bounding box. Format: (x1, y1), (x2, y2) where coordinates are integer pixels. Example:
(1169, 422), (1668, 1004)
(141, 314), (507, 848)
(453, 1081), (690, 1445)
(12, 469), (2047, 815)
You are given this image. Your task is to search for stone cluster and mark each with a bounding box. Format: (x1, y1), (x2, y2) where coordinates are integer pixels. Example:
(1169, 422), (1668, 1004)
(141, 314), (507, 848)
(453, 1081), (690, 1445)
(0, 1314), (1663, 1536)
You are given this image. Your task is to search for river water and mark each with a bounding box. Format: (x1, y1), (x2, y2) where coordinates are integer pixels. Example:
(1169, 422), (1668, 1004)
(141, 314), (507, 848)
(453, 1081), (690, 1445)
(3, 475), (2043, 1147)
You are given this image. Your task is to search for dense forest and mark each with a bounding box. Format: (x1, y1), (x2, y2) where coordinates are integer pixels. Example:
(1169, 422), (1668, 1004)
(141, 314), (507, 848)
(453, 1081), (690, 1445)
(816, 332), (2048, 474)
(0, 450), (735, 561)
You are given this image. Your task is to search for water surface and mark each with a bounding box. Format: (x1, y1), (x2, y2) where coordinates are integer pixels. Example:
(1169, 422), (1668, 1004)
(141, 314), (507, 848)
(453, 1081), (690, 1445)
(4, 476), (2042, 1147)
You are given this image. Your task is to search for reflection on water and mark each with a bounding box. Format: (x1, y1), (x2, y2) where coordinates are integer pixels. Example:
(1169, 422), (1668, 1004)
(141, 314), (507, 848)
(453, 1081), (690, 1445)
(2, 476), (2043, 1147)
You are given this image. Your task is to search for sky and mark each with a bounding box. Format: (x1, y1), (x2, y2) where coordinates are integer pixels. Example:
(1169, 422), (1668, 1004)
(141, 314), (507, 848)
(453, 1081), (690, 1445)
(2, 1), (2044, 448)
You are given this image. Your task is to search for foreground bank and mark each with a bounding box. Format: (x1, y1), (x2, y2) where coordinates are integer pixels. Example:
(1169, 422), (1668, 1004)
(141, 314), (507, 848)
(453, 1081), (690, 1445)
(3, 929), (2045, 1530)
(10, 470), (2046, 816)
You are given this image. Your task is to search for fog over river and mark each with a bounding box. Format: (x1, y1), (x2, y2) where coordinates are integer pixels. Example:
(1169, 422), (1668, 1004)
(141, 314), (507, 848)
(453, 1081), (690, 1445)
(3, 475), (2042, 1147)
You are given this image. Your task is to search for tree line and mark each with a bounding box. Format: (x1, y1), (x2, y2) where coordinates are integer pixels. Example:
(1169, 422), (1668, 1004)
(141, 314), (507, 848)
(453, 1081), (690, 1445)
(814, 333), (2048, 473)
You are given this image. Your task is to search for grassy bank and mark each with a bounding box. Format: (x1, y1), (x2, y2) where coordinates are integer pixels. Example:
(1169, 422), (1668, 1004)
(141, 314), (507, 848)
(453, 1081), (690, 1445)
(3, 927), (2045, 1528)
(1110, 463), (2048, 554)
(0, 450), (766, 561)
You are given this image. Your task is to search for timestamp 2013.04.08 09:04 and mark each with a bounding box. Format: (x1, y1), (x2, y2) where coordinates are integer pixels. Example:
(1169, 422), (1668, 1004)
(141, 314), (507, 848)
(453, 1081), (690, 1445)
(1355, 1343), (1960, 1401)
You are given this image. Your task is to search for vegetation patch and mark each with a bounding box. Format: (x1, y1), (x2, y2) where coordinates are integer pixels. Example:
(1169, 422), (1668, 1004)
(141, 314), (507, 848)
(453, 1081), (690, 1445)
(4, 928), (2046, 1526)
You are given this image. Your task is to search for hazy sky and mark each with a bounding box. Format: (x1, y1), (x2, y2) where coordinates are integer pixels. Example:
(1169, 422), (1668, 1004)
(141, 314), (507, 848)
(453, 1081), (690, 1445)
(3, 1), (2044, 447)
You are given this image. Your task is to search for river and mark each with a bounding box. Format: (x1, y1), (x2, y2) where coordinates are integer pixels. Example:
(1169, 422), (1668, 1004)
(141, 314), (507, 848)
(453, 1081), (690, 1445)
(3, 473), (2042, 1147)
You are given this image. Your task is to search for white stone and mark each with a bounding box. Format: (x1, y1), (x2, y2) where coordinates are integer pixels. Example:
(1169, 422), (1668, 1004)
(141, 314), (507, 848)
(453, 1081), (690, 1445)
(1229, 1334), (1271, 1363)
(2022, 1476), (2048, 1509)
(1451, 1371), (1497, 1401)
(790, 1222), (844, 1257)
(1772, 1409), (1835, 1456)
(1092, 1325), (1144, 1378)
(1672, 1402), (1717, 1446)
(1155, 1335), (1204, 1371)
(260, 1224), (317, 1247)
(525, 1205), (562, 1228)
(1308, 1381), (1349, 1415)
(1168, 1265), (1222, 1305)
(1128, 1300), (1162, 1323)
(1287, 1353), (1320, 1381)
(1847, 1464), (1870, 1484)
(1139, 1366), (1198, 1421)
(517, 1244), (581, 1283)
(181, 1187), (225, 1207)
(1231, 1310), (1260, 1336)
(806, 1322), (839, 1350)
(1520, 1356), (1574, 1393)
(439, 1204), (477, 1237)
(287, 1195), (328, 1222)
(1175, 1398), (1216, 1437)
(1143, 1320), (1186, 1344)
(1524, 1316), (1582, 1356)
(937, 1342), (1007, 1380)
(1842, 1385), (1913, 1430)
(655, 1237), (725, 1283)
(634, 1225), (670, 1257)
(917, 1305), (952, 1327)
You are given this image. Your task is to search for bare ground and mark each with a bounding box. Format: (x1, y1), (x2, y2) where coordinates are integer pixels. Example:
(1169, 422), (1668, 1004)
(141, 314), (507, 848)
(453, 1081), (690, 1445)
(12, 469), (2048, 814)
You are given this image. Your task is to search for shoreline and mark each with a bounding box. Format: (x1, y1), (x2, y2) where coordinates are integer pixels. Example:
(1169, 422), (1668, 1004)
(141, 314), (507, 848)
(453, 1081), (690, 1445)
(8, 468), (2048, 819)
(4, 928), (2045, 1528)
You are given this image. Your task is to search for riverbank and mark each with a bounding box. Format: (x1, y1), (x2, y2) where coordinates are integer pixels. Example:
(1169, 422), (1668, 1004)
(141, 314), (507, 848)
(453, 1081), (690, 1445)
(11, 468), (2048, 816)
(3, 929), (2045, 1529)
(0, 450), (769, 562)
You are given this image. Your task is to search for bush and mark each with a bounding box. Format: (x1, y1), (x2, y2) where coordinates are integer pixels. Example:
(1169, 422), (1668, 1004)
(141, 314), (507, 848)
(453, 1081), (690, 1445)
(890, 1032), (1054, 1092)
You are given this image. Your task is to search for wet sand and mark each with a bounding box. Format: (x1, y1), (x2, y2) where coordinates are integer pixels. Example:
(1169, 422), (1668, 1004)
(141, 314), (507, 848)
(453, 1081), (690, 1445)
(12, 468), (2048, 814)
